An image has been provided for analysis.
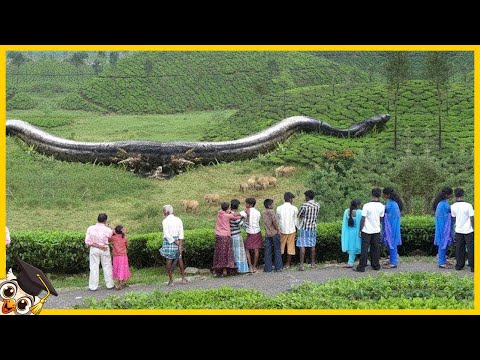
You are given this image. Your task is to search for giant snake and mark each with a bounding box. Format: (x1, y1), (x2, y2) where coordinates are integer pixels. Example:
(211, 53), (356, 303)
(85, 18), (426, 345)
(6, 114), (390, 171)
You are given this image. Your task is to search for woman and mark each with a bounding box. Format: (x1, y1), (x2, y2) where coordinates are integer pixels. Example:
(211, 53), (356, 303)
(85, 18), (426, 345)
(382, 187), (403, 268)
(433, 187), (454, 269)
(341, 199), (362, 268)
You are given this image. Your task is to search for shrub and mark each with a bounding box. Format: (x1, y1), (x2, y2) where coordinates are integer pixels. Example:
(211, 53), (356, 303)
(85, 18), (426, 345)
(6, 93), (37, 110)
(7, 216), (451, 274)
(77, 272), (473, 309)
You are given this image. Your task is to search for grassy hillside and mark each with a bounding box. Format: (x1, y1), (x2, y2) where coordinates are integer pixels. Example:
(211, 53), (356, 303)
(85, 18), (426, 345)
(6, 60), (95, 94)
(202, 80), (473, 162)
(59, 51), (367, 114)
(317, 51), (473, 82)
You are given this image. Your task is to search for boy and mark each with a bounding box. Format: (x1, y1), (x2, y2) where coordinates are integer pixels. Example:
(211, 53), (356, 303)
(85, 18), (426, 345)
(451, 188), (474, 272)
(262, 198), (282, 272)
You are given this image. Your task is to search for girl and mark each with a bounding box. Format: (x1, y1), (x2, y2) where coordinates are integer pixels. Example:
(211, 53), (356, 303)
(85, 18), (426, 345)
(433, 187), (454, 269)
(382, 187), (403, 268)
(109, 225), (131, 289)
(341, 199), (362, 268)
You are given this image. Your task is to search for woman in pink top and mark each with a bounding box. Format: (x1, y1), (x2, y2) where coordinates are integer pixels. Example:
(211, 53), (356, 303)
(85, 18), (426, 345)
(109, 225), (131, 290)
(212, 202), (241, 277)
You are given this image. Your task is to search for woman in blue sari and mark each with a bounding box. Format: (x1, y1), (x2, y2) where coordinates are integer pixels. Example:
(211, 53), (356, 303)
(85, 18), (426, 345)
(382, 187), (403, 268)
(433, 187), (454, 269)
(341, 199), (362, 268)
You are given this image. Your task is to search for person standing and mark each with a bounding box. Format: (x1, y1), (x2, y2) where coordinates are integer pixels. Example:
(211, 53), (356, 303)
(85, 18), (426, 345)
(341, 199), (362, 268)
(296, 190), (320, 271)
(241, 198), (263, 273)
(262, 198), (282, 272)
(213, 202), (241, 277)
(85, 213), (115, 291)
(230, 199), (249, 274)
(276, 192), (298, 269)
(382, 187), (403, 269)
(109, 225), (131, 290)
(433, 187), (454, 269)
(355, 188), (385, 272)
(451, 188), (474, 272)
(160, 205), (187, 285)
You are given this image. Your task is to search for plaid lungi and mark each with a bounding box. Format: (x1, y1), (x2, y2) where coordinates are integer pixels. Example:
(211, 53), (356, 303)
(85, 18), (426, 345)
(160, 239), (179, 260)
(296, 229), (317, 247)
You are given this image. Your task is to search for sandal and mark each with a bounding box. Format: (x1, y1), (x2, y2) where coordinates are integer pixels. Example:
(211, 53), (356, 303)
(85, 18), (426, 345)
(115, 285), (123, 290)
(439, 264), (453, 269)
(383, 264), (397, 269)
(343, 264), (354, 268)
(311, 264), (317, 269)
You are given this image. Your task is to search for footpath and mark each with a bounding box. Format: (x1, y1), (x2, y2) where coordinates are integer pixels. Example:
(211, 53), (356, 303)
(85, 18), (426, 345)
(45, 259), (473, 309)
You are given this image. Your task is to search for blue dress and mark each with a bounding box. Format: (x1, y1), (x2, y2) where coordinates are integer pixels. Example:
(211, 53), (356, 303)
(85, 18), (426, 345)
(434, 199), (453, 250)
(341, 208), (362, 254)
(383, 199), (401, 249)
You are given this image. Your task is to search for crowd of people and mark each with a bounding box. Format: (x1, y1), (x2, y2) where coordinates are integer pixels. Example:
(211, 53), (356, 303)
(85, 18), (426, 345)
(157, 186), (473, 284)
(5, 186), (473, 290)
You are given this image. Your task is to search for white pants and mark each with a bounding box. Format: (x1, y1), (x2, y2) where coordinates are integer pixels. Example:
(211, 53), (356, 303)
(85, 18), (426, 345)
(89, 247), (114, 290)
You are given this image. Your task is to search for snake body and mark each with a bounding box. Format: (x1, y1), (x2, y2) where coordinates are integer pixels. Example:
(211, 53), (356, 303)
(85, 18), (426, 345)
(6, 114), (390, 167)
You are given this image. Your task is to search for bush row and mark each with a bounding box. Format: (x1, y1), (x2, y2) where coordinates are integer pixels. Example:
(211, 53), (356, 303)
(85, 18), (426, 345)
(77, 272), (473, 309)
(6, 216), (444, 274)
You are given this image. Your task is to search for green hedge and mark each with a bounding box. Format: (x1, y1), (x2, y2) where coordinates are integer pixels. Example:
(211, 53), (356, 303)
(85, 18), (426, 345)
(77, 272), (473, 309)
(7, 216), (442, 274)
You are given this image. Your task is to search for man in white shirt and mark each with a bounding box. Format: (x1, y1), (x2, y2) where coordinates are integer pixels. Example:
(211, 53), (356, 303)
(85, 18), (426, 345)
(160, 205), (187, 285)
(276, 192), (298, 269)
(451, 188), (474, 272)
(85, 213), (115, 291)
(355, 188), (385, 272)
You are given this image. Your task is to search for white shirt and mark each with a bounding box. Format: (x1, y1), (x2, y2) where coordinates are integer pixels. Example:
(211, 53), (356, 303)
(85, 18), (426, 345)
(451, 201), (474, 234)
(276, 202), (298, 234)
(240, 207), (261, 234)
(361, 201), (385, 234)
(162, 214), (184, 243)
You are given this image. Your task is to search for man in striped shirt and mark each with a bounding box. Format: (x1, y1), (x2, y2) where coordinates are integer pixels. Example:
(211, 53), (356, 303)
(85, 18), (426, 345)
(296, 190), (320, 271)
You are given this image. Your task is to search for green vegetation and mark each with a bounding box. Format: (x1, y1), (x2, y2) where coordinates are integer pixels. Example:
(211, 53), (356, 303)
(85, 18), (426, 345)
(76, 272), (473, 309)
(6, 51), (473, 237)
(5, 217), (451, 274)
(46, 267), (168, 289)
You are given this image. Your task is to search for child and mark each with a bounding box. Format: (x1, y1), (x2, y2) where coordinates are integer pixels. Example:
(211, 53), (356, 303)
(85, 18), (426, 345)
(109, 225), (131, 290)
(241, 198), (263, 273)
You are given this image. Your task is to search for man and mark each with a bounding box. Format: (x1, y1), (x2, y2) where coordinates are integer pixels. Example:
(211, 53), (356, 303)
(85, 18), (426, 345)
(160, 205), (187, 285)
(451, 188), (474, 272)
(85, 213), (115, 291)
(296, 190), (320, 271)
(355, 188), (385, 272)
(276, 192), (298, 269)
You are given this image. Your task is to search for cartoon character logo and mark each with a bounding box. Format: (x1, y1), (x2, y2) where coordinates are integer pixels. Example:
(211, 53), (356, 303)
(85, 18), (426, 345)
(1, 257), (57, 315)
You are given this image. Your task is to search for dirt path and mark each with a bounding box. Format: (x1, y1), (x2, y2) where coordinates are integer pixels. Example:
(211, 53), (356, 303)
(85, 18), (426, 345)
(45, 260), (473, 309)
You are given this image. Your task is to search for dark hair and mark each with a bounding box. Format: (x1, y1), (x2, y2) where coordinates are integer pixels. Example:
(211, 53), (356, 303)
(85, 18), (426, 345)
(220, 202), (229, 211)
(454, 187), (465, 198)
(371, 188), (382, 198)
(114, 225), (124, 238)
(304, 190), (315, 200)
(264, 198), (274, 209)
(284, 192), (295, 202)
(348, 199), (361, 227)
(383, 187), (404, 211)
(97, 213), (108, 223)
(230, 199), (240, 210)
(245, 197), (256, 207)
(432, 187), (453, 211)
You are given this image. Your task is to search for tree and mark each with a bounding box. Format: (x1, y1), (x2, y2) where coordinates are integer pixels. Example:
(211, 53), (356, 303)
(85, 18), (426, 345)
(67, 52), (88, 68)
(92, 60), (102, 74)
(385, 52), (410, 154)
(7, 52), (30, 67)
(109, 51), (119, 66)
(425, 52), (450, 152)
